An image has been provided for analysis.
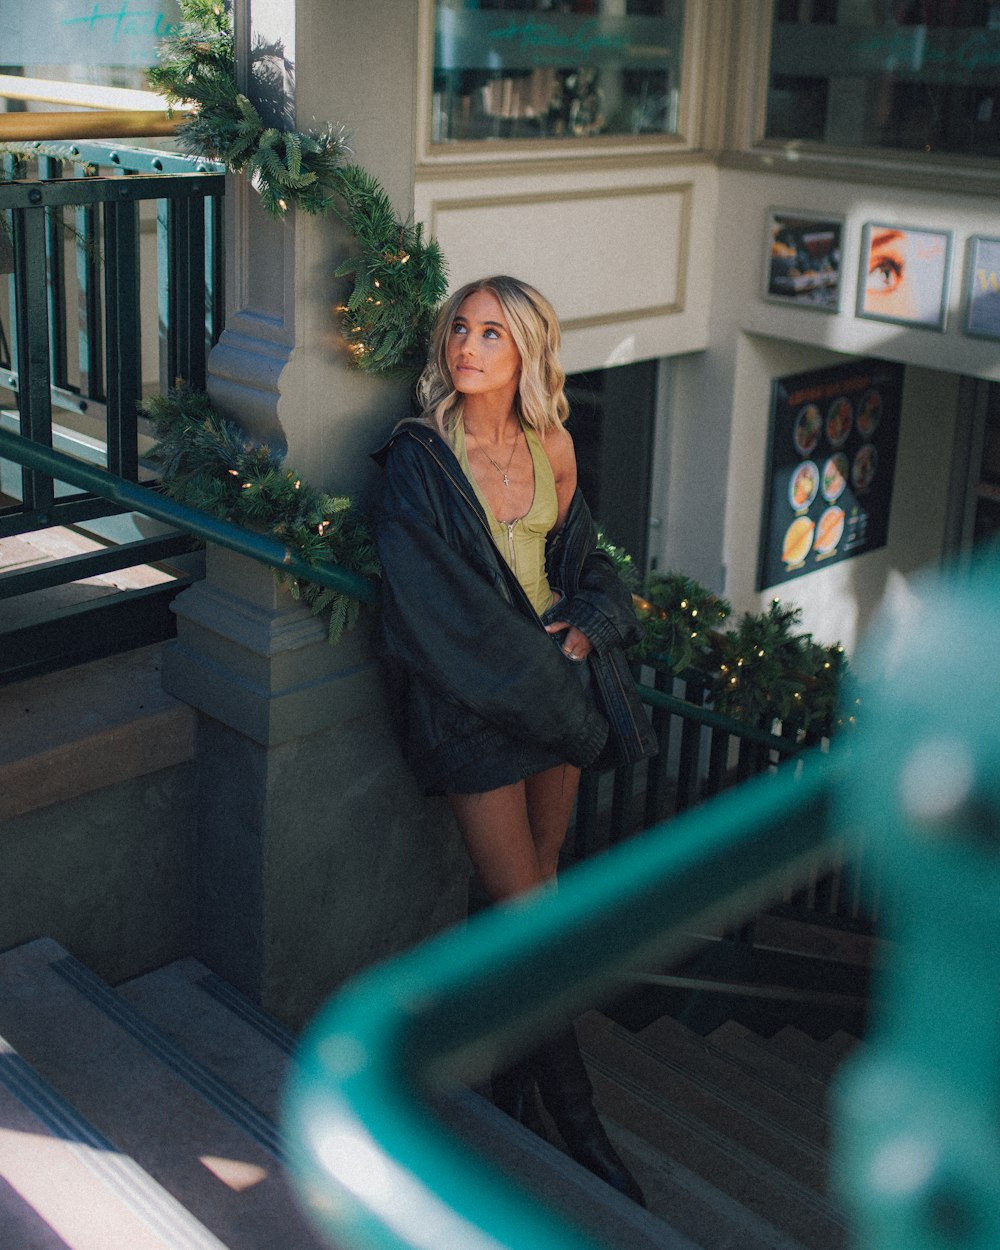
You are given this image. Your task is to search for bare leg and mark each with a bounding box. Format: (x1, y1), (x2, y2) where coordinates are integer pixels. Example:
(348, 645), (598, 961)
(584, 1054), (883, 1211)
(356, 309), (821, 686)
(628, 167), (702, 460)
(449, 762), (581, 902)
(524, 763), (580, 883)
(449, 782), (542, 902)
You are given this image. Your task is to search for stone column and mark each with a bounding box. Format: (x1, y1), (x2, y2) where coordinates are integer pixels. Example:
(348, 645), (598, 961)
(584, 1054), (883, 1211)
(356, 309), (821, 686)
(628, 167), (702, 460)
(162, 0), (466, 1028)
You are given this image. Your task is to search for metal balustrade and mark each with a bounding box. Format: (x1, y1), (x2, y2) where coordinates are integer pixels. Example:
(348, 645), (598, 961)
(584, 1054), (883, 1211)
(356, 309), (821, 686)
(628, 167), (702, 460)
(0, 143), (225, 679)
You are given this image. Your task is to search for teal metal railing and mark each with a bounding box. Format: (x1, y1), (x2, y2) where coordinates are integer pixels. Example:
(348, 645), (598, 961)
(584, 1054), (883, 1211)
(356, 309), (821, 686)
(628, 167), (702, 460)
(282, 543), (1000, 1250)
(0, 430), (379, 607)
(284, 753), (838, 1250)
(1, 145), (226, 676)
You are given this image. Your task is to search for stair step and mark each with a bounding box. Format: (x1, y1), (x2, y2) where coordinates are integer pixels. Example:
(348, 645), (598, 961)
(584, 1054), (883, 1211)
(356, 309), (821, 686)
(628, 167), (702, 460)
(600, 1120), (812, 1250)
(632, 1011), (830, 1150)
(578, 1013), (828, 1196)
(703, 1021), (831, 1119)
(823, 1029), (862, 1061)
(0, 1041), (229, 1250)
(578, 1017), (848, 1249)
(437, 1088), (698, 1250)
(765, 1027), (847, 1082)
(116, 959), (295, 1121)
(0, 938), (324, 1249)
(753, 912), (884, 970)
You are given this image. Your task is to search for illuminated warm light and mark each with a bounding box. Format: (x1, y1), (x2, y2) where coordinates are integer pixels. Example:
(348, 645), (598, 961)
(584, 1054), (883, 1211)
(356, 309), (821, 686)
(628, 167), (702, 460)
(199, 1155), (269, 1192)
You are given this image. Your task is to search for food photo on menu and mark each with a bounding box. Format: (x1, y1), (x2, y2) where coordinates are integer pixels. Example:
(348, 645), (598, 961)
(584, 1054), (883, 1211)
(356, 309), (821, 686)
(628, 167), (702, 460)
(757, 359), (904, 590)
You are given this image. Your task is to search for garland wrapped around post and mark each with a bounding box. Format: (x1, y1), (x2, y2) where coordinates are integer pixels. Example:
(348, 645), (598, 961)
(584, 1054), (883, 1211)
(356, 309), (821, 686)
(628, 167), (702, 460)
(148, 0), (448, 375)
(142, 1), (851, 730)
(143, 387), (379, 644)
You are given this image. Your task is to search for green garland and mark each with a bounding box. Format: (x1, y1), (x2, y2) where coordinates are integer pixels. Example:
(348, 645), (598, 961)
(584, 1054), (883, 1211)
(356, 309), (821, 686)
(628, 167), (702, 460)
(631, 576), (848, 736)
(149, 0), (447, 376)
(144, 384), (848, 723)
(143, 387), (379, 644)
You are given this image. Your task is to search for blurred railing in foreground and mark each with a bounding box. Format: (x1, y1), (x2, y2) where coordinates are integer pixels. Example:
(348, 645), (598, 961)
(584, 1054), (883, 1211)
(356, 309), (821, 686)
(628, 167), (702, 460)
(284, 544), (1000, 1250)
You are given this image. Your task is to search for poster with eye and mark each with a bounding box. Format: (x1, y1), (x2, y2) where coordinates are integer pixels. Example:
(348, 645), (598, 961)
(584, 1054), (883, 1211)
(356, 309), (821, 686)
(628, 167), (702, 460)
(757, 358), (904, 590)
(857, 223), (951, 330)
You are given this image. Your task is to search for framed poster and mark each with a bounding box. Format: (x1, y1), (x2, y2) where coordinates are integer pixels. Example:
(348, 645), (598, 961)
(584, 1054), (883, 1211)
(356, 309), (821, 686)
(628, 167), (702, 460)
(764, 211), (843, 311)
(964, 236), (1000, 340)
(757, 358), (905, 591)
(857, 223), (951, 330)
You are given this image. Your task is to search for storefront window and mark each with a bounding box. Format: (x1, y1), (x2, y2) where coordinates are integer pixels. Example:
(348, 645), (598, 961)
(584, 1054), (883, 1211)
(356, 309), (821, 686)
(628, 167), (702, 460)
(431, 1), (685, 144)
(766, 1), (1000, 159)
(0, 0), (180, 88)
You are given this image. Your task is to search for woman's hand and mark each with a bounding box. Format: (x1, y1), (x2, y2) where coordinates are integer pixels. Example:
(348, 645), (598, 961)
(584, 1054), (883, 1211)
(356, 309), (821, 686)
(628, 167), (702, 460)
(545, 620), (593, 663)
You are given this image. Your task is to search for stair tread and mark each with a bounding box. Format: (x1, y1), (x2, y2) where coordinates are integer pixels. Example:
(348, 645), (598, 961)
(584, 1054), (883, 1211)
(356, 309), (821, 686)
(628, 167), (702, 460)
(604, 1119), (813, 1250)
(0, 938), (324, 1249)
(702, 1021), (832, 1117)
(576, 1016), (847, 1249)
(578, 1013), (828, 1193)
(0, 1042), (231, 1250)
(117, 958), (294, 1121)
(823, 1029), (862, 1060)
(629, 1011), (830, 1149)
(753, 913), (885, 970)
(766, 1026), (847, 1081)
(439, 1088), (700, 1250)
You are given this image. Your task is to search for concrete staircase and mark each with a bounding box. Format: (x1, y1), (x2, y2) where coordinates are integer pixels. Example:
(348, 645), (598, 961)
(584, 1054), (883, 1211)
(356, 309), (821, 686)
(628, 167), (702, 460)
(0, 936), (860, 1249)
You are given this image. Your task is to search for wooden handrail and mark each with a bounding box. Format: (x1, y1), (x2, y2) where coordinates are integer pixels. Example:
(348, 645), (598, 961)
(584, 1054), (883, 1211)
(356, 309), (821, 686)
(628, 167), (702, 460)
(0, 111), (184, 141)
(0, 74), (191, 142)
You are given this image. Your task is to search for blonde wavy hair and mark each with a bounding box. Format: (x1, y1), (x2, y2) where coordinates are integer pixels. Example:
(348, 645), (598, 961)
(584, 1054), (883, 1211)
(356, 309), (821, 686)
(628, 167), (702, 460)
(415, 276), (570, 439)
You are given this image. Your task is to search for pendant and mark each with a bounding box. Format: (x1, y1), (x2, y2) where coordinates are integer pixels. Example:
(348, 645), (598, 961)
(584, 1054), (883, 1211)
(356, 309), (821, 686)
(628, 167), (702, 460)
(502, 473), (510, 487)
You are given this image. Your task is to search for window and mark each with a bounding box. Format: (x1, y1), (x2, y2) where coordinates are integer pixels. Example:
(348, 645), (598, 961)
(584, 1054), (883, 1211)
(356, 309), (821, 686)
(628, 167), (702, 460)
(566, 360), (658, 571)
(766, 1), (1000, 160)
(431, 1), (685, 145)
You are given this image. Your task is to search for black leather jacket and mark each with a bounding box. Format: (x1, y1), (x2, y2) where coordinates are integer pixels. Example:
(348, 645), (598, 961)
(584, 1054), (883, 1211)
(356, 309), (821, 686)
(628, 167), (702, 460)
(372, 423), (656, 793)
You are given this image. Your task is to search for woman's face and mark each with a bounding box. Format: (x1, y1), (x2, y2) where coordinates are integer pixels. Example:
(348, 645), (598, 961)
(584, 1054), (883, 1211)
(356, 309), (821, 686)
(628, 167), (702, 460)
(445, 289), (522, 402)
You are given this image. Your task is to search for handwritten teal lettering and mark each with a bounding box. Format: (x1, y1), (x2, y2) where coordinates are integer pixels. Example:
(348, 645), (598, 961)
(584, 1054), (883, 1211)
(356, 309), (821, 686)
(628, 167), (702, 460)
(851, 28), (1000, 73)
(492, 19), (628, 58)
(62, 2), (172, 46)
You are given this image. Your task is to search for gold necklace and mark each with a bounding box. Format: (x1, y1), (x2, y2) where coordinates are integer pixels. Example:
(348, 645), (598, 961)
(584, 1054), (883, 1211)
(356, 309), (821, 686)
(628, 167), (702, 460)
(478, 426), (521, 487)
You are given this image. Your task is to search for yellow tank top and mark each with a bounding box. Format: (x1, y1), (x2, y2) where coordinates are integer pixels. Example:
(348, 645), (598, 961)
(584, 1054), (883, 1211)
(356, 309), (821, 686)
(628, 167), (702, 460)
(453, 422), (558, 616)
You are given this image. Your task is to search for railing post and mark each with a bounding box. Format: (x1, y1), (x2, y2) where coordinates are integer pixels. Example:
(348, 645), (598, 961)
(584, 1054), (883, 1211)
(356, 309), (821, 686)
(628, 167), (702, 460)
(11, 199), (54, 515)
(103, 191), (141, 480)
(75, 164), (105, 401)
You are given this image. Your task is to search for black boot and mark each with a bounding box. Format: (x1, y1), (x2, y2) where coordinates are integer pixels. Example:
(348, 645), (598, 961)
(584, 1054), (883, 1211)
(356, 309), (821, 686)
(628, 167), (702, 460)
(491, 1053), (550, 1140)
(533, 1024), (646, 1207)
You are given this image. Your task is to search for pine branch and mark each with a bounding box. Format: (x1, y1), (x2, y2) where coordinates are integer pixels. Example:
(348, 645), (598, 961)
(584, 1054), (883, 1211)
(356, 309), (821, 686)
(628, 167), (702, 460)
(143, 386), (379, 644)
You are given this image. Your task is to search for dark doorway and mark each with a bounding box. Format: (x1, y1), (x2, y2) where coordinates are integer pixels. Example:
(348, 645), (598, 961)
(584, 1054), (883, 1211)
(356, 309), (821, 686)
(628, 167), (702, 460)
(566, 359), (657, 572)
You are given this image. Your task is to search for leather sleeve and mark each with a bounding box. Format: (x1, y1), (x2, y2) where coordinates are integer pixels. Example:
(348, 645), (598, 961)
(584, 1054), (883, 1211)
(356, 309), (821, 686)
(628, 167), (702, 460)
(557, 496), (642, 655)
(375, 438), (609, 768)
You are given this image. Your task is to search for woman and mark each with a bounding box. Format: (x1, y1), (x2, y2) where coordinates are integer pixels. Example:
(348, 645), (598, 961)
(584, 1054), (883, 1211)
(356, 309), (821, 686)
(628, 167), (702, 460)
(373, 276), (656, 1205)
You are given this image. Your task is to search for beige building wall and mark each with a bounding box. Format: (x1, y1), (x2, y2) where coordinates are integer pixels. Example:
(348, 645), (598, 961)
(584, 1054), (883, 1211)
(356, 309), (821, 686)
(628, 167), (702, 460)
(680, 166), (1000, 653)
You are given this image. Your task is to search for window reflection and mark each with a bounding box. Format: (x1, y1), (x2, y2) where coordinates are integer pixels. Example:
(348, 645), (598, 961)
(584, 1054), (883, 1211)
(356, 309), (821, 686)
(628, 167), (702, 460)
(767, 1), (1000, 159)
(432, 1), (684, 144)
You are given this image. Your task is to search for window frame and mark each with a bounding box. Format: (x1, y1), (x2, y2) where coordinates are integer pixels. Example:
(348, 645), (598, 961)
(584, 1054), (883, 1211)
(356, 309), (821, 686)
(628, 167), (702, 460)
(735, 0), (1000, 194)
(415, 0), (708, 167)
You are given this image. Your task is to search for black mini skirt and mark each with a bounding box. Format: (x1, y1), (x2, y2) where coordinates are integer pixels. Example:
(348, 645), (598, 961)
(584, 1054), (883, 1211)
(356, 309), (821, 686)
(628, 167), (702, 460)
(439, 628), (593, 795)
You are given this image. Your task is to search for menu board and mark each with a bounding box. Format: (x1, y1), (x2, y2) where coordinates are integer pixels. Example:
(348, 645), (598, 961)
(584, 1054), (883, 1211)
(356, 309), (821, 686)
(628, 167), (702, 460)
(757, 358), (904, 590)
